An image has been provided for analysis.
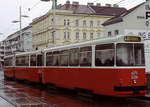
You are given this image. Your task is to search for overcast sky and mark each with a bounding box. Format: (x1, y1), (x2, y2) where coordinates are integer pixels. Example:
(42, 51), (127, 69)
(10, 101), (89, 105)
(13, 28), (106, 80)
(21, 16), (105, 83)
(0, 0), (145, 41)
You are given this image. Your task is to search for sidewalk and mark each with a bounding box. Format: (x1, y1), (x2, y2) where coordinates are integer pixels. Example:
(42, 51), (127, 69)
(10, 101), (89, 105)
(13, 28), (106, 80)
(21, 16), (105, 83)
(0, 97), (15, 107)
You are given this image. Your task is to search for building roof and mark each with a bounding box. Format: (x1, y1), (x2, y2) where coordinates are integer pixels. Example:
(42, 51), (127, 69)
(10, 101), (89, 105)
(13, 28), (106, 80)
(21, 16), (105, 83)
(90, 6), (126, 16)
(32, 2), (127, 24)
(58, 2), (127, 16)
(103, 2), (145, 26)
(58, 4), (94, 14)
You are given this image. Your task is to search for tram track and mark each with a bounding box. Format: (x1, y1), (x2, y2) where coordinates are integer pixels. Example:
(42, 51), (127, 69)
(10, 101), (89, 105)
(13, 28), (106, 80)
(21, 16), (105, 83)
(0, 81), (51, 106)
(127, 96), (150, 103)
(1, 75), (150, 107)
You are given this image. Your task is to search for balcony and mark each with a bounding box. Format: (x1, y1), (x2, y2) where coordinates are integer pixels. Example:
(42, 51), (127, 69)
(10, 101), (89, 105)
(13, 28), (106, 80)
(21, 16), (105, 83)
(0, 58), (4, 62)
(0, 49), (4, 52)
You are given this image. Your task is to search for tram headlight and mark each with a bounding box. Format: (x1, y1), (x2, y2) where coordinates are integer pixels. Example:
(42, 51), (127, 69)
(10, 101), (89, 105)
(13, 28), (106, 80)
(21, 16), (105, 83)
(133, 80), (136, 84)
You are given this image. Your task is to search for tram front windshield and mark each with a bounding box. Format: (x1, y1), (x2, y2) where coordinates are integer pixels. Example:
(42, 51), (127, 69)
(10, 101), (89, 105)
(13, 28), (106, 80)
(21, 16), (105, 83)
(116, 43), (145, 66)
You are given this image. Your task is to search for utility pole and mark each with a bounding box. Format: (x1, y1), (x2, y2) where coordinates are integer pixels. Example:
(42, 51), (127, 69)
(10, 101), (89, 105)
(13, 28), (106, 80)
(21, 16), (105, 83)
(52, 0), (56, 46)
(19, 6), (23, 51)
(41, 0), (56, 46)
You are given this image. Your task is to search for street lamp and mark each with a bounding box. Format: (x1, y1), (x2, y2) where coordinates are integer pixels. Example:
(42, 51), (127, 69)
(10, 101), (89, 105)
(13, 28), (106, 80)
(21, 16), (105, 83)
(12, 6), (29, 52)
(41, 0), (56, 46)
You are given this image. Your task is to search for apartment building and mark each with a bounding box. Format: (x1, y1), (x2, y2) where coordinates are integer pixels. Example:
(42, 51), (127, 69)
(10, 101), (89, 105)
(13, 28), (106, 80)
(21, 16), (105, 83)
(0, 41), (4, 69)
(31, 1), (126, 50)
(4, 25), (32, 56)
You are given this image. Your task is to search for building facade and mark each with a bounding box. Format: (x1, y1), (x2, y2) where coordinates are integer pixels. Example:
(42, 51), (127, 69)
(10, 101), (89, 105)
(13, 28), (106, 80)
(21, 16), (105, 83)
(31, 1), (126, 50)
(0, 41), (4, 69)
(103, 0), (150, 72)
(4, 25), (32, 56)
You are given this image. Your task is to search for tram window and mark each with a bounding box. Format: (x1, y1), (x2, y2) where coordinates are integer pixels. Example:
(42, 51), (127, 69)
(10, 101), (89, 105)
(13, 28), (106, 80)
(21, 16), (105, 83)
(46, 52), (53, 66)
(30, 55), (36, 66)
(16, 57), (20, 66)
(37, 55), (43, 66)
(116, 43), (134, 66)
(134, 44), (145, 66)
(24, 56), (29, 66)
(4, 58), (13, 66)
(69, 48), (79, 66)
(16, 56), (22, 66)
(95, 44), (114, 66)
(52, 51), (60, 66)
(80, 46), (92, 66)
(16, 56), (29, 66)
(60, 50), (68, 66)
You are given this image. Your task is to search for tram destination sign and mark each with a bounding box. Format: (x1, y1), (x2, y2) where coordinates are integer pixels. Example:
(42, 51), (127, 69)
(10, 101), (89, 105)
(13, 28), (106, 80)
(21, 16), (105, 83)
(124, 36), (141, 42)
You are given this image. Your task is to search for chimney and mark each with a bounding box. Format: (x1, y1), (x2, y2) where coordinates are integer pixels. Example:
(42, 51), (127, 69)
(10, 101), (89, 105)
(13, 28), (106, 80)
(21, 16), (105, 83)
(96, 3), (101, 6)
(87, 3), (94, 6)
(113, 4), (119, 7)
(72, 1), (79, 8)
(58, 4), (62, 8)
(105, 4), (111, 7)
(65, 0), (70, 9)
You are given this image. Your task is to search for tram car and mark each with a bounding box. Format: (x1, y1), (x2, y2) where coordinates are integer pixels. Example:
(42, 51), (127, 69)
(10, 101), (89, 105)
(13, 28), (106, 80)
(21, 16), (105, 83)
(4, 35), (147, 97)
(3, 55), (15, 80)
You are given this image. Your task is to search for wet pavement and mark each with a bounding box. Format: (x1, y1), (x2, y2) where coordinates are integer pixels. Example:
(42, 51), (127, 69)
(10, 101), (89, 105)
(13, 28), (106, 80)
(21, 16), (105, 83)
(1, 71), (150, 107)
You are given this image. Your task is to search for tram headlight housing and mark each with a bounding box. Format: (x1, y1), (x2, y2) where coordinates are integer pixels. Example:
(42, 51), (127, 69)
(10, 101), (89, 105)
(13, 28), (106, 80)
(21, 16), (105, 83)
(133, 80), (136, 84)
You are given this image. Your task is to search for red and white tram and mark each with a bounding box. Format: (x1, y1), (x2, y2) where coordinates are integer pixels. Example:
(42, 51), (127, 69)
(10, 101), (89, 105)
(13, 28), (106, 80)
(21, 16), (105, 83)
(4, 35), (147, 97)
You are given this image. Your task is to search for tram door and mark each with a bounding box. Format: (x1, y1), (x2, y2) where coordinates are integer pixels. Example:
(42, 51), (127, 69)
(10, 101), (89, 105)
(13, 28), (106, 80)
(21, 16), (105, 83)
(37, 55), (43, 66)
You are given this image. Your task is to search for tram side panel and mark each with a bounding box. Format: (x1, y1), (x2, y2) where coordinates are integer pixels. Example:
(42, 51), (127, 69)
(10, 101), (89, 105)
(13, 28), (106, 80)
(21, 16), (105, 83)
(26, 67), (41, 83)
(42, 68), (117, 96)
(3, 67), (15, 79)
(114, 68), (147, 97)
(74, 68), (116, 96)
(56, 68), (76, 89)
(42, 68), (76, 89)
(42, 68), (58, 85)
(14, 67), (27, 81)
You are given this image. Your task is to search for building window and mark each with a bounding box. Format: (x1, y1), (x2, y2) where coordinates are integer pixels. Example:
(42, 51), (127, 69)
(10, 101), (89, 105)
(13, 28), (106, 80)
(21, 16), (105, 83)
(75, 20), (79, 27)
(67, 32), (70, 40)
(64, 32), (70, 40)
(51, 32), (54, 43)
(108, 31), (112, 37)
(90, 20), (93, 28)
(90, 33), (93, 40)
(83, 20), (86, 27)
(51, 18), (53, 25)
(64, 32), (66, 40)
(64, 19), (66, 26)
(83, 32), (86, 40)
(97, 21), (101, 28)
(67, 19), (70, 26)
(76, 32), (79, 40)
(97, 32), (101, 38)
(114, 30), (119, 35)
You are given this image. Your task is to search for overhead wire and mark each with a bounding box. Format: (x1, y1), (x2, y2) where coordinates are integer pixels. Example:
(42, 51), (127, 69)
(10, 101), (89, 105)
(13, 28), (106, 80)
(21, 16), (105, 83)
(1, 0), (42, 42)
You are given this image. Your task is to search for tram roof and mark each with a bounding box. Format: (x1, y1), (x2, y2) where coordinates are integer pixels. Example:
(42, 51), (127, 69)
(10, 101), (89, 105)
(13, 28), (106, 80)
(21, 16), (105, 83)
(4, 35), (144, 58)
(44, 35), (144, 52)
(14, 50), (42, 57)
